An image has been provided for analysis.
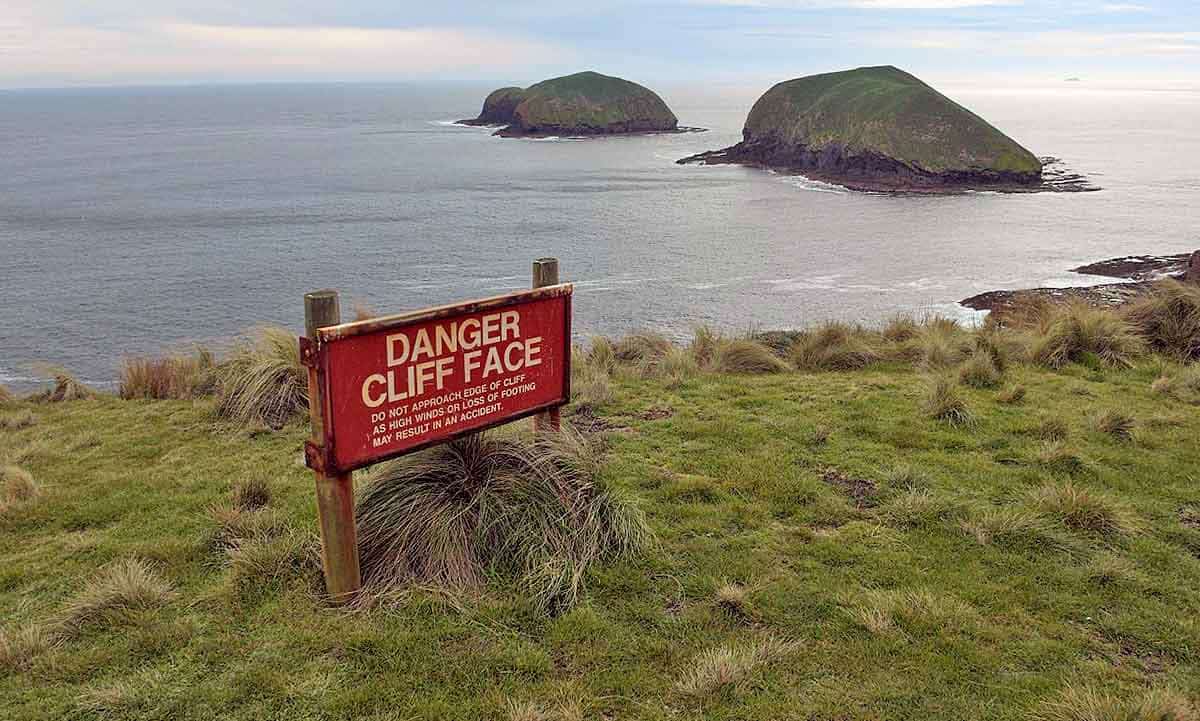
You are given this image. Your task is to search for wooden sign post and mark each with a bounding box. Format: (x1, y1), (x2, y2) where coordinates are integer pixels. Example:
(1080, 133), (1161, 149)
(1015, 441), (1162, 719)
(301, 259), (572, 602)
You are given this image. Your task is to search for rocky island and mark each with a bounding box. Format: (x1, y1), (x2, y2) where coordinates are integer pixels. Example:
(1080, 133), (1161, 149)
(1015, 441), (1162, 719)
(460, 71), (696, 138)
(679, 65), (1056, 193)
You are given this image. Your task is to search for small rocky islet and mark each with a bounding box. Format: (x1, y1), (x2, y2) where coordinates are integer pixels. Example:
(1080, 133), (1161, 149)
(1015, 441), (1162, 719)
(679, 65), (1092, 193)
(460, 71), (701, 138)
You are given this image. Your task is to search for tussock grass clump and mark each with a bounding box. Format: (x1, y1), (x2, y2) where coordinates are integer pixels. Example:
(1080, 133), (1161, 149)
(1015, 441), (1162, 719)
(1031, 481), (1141, 537)
(960, 507), (1058, 550)
(208, 504), (288, 550)
(1124, 279), (1200, 361)
(674, 636), (800, 699)
(1151, 365), (1200, 403)
(227, 531), (320, 590)
(997, 385), (1027, 404)
(880, 489), (960, 529)
(355, 429), (652, 614)
(714, 583), (753, 620)
(1034, 418), (1070, 442)
(710, 338), (789, 374)
(1030, 303), (1145, 369)
(882, 314), (920, 343)
(639, 346), (700, 386)
(614, 332), (672, 364)
(0, 623), (59, 672)
(903, 317), (972, 369)
(58, 559), (174, 632)
(689, 326), (721, 368)
(0, 409), (37, 431)
(231, 477), (271, 511)
(1036, 441), (1086, 475)
(505, 699), (548, 721)
(1, 465), (39, 510)
(119, 349), (216, 400)
(1095, 410), (1136, 441)
(33, 370), (96, 403)
(571, 344), (614, 410)
(958, 349), (1004, 389)
(216, 326), (307, 429)
(922, 375), (975, 427)
(1035, 685), (1196, 721)
(789, 323), (880, 372)
(849, 589), (975, 636)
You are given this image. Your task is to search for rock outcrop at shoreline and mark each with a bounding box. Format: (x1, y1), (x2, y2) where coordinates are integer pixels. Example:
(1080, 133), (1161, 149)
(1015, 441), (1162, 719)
(460, 71), (690, 138)
(459, 87), (528, 127)
(962, 252), (1197, 317)
(678, 65), (1054, 193)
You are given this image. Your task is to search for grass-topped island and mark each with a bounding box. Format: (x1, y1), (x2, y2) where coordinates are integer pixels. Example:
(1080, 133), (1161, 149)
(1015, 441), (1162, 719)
(2, 282), (1200, 719)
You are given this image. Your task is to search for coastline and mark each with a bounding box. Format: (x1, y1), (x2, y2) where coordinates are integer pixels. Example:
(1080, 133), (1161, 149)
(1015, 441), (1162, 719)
(961, 252), (1196, 317)
(677, 149), (1098, 195)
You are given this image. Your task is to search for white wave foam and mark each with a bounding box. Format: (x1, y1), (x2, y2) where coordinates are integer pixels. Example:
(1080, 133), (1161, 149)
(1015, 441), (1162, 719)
(780, 175), (849, 194)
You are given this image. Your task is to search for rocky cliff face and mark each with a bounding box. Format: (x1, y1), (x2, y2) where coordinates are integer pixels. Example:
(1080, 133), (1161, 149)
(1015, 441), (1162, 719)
(465, 72), (680, 137)
(459, 87), (527, 127)
(680, 66), (1044, 192)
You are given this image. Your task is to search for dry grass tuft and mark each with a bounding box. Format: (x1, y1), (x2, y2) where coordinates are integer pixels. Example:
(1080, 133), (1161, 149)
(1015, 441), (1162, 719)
(1036, 441), (1086, 475)
(1034, 418), (1070, 442)
(571, 343), (615, 411)
(231, 477), (271, 511)
(1095, 410), (1136, 441)
(505, 699), (549, 721)
(1035, 685), (1196, 721)
(226, 531), (320, 590)
(882, 314), (920, 343)
(1031, 481), (1141, 537)
(216, 326), (307, 429)
(1124, 279), (1200, 361)
(674, 636), (800, 699)
(997, 385), (1027, 404)
(1, 465), (39, 510)
(0, 384), (13, 404)
(0, 623), (59, 672)
(208, 504), (288, 550)
(689, 326), (721, 368)
(848, 589), (976, 636)
(903, 318), (972, 369)
(639, 346), (700, 387)
(1030, 303), (1145, 369)
(789, 323), (880, 372)
(614, 332), (672, 364)
(922, 375), (975, 427)
(355, 428), (652, 614)
(58, 559), (174, 632)
(710, 338), (789, 374)
(0, 409), (37, 431)
(119, 349), (217, 400)
(958, 349), (1003, 389)
(714, 583), (753, 620)
(33, 370), (96, 403)
(880, 489), (959, 529)
(1151, 365), (1200, 403)
(960, 507), (1058, 549)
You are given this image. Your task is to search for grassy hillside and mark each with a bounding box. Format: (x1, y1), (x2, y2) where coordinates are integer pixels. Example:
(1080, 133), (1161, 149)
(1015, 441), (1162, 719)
(513, 71), (677, 133)
(3, 294), (1200, 720)
(743, 66), (1042, 175)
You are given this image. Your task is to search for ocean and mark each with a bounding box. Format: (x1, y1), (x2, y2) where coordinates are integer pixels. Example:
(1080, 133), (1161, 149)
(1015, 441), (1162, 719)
(1, 82), (1198, 390)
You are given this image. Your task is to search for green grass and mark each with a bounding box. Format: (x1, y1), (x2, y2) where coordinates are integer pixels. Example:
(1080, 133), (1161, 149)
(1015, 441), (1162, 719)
(743, 65), (1042, 175)
(2, 352), (1199, 719)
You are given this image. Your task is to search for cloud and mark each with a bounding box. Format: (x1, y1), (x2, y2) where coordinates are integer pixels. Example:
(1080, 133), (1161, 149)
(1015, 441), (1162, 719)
(689, 0), (1023, 8)
(1099, 3), (1151, 12)
(871, 28), (1200, 55)
(0, 20), (571, 85)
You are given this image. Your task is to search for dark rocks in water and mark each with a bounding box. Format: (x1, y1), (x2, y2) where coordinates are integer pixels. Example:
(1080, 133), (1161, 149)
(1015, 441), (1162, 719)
(962, 251), (1196, 316)
(678, 65), (1064, 193)
(459, 87), (527, 127)
(1189, 251), (1200, 282)
(463, 71), (692, 138)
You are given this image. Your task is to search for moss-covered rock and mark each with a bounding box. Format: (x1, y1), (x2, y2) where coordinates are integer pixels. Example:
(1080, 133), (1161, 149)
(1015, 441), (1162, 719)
(681, 66), (1043, 191)
(464, 71), (680, 137)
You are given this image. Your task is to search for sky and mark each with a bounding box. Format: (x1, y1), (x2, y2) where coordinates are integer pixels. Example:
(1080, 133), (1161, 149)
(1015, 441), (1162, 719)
(1, 1), (1196, 89)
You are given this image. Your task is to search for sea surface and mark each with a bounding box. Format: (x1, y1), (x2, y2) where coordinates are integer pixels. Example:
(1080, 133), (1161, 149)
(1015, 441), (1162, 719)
(2, 82), (1199, 390)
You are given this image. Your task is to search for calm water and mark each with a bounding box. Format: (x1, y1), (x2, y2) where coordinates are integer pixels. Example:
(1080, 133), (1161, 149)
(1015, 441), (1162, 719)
(2, 82), (1199, 389)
